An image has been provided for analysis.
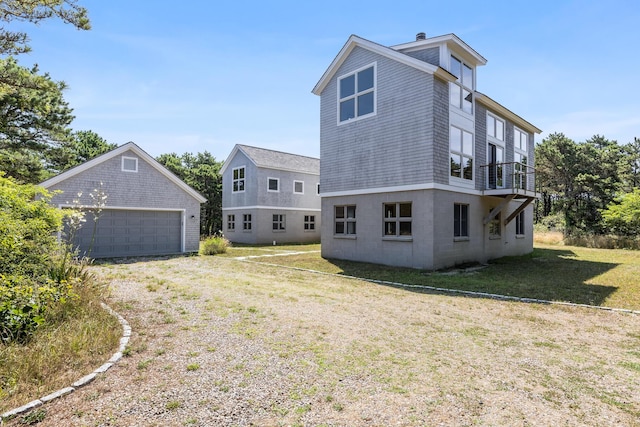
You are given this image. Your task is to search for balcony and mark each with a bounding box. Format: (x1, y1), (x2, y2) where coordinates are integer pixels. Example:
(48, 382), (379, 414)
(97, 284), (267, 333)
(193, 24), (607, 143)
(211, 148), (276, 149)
(479, 162), (538, 226)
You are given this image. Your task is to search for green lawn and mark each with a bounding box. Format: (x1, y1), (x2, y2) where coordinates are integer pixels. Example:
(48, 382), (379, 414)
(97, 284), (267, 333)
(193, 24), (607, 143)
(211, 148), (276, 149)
(224, 243), (640, 311)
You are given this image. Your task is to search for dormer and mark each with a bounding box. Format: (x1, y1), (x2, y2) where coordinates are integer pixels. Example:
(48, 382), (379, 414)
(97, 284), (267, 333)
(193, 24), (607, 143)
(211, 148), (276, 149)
(394, 33), (487, 119)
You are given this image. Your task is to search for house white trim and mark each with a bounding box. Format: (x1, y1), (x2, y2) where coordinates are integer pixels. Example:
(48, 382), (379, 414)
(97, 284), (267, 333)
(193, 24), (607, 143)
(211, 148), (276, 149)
(222, 206), (321, 212)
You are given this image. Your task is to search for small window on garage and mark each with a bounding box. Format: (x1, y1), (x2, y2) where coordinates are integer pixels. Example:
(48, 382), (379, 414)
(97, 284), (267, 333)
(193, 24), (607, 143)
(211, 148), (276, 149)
(122, 156), (138, 172)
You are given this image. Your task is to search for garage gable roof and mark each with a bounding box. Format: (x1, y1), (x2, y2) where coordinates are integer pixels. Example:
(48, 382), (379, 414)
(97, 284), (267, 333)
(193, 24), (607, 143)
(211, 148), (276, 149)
(40, 142), (207, 203)
(221, 144), (319, 175)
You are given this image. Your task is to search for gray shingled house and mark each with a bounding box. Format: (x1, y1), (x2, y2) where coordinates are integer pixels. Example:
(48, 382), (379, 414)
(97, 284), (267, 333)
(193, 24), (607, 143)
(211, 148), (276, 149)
(40, 142), (206, 258)
(312, 32), (541, 269)
(221, 144), (320, 244)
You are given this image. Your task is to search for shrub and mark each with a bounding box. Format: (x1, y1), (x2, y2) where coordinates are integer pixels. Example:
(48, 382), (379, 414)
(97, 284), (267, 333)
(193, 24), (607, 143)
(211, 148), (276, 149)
(200, 234), (230, 255)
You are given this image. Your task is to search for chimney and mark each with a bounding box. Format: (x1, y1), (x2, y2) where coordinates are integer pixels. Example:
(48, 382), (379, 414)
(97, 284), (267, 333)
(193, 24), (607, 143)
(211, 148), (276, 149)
(416, 32), (426, 41)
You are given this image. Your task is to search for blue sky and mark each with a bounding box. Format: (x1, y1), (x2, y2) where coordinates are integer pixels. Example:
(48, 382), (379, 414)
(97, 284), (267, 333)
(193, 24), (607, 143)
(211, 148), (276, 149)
(11, 0), (640, 160)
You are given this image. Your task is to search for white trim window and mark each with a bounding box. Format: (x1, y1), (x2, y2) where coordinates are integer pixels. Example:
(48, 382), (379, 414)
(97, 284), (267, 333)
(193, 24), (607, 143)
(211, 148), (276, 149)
(449, 55), (474, 114)
(487, 113), (504, 142)
(272, 214), (285, 231)
(304, 215), (315, 231)
(122, 156), (138, 172)
(338, 63), (376, 123)
(243, 214), (252, 231)
(514, 128), (529, 189)
(335, 205), (356, 235)
(227, 214), (235, 232)
(454, 203), (469, 238)
(450, 126), (474, 181)
(232, 167), (245, 193)
(267, 177), (279, 192)
(515, 210), (525, 236)
(383, 202), (412, 237)
(294, 180), (304, 194)
(316, 183), (320, 195)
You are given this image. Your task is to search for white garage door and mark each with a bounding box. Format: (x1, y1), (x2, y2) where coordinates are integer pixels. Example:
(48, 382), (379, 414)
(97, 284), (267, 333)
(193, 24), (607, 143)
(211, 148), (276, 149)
(72, 210), (182, 258)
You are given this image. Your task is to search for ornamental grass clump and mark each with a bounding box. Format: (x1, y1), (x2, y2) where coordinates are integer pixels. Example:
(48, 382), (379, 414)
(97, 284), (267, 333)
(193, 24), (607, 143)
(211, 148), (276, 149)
(200, 234), (231, 255)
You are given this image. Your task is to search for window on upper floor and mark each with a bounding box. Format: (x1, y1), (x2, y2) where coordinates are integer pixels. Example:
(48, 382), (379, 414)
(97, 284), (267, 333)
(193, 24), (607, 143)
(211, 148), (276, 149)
(338, 63), (376, 123)
(514, 128), (529, 189)
(294, 180), (304, 194)
(383, 202), (412, 237)
(232, 167), (245, 193)
(122, 156), (138, 172)
(450, 126), (474, 181)
(487, 113), (504, 142)
(449, 55), (473, 114)
(268, 177), (279, 192)
(335, 205), (356, 235)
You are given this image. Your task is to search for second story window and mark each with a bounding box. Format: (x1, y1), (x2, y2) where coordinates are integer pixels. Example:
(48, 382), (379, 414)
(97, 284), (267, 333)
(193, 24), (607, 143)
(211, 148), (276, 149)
(450, 126), (474, 181)
(232, 167), (245, 193)
(450, 55), (473, 114)
(338, 63), (376, 123)
(294, 180), (304, 194)
(487, 113), (504, 141)
(514, 128), (529, 189)
(268, 177), (279, 192)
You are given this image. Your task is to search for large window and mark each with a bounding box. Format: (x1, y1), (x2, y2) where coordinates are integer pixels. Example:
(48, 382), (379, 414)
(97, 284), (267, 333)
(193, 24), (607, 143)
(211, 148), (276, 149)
(232, 167), (245, 193)
(335, 205), (356, 235)
(487, 113), (504, 141)
(304, 215), (315, 231)
(514, 128), (528, 189)
(516, 211), (525, 236)
(449, 55), (473, 114)
(272, 214), (285, 231)
(243, 214), (252, 231)
(227, 214), (235, 231)
(450, 126), (474, 181)
(338, 64), (375, 123)
(383, 202), (412, 237)
(454, 203), (469, 238)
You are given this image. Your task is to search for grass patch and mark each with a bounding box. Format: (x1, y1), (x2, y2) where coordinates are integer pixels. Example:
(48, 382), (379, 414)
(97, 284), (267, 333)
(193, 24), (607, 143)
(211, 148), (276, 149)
(0, 283), (121, 413)
(243, 243), (640, 310)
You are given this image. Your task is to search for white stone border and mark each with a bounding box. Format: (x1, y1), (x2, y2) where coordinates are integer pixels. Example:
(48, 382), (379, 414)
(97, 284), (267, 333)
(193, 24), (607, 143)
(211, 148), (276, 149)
(243, 259), (640, 316)
(1, 303), (131, 422)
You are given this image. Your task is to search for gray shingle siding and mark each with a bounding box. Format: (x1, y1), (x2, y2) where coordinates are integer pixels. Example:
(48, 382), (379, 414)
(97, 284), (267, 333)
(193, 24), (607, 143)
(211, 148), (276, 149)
(320, 46), (439, 193)
(404, 47), (440, 66)
(46, 148), (202, 253)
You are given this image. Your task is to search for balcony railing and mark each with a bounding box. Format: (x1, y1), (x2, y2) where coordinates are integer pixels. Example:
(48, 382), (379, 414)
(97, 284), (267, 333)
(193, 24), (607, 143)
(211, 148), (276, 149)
(479, 161), (537, 195)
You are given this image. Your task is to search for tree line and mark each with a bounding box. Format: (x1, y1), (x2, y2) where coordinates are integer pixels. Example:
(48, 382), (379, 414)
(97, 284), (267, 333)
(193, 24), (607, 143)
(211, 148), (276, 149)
(535, 133), (640, 236)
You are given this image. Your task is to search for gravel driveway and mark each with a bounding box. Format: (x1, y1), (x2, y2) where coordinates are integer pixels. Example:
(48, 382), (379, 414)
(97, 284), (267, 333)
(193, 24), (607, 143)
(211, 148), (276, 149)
(6, 254), (640, 426)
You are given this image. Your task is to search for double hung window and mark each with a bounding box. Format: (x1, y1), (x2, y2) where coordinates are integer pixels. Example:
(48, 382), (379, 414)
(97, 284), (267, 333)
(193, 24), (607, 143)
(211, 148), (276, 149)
(304, 215), (315, 231)
(227, 214), (235, 231)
